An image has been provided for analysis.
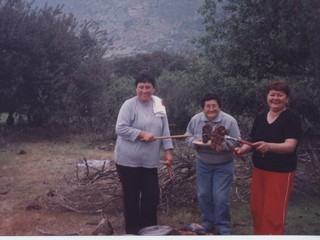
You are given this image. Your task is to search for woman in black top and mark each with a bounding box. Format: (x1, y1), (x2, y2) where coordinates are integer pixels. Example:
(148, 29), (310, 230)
(235, 80), (302, 234)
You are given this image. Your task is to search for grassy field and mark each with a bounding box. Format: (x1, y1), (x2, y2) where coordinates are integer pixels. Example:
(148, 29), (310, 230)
(0, 128), (319, 236)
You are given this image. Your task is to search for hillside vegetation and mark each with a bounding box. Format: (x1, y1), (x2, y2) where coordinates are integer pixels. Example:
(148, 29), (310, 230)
(0, 0), (319, 235)
(29, 0), (205, 57)
(1, 0), (319, 137)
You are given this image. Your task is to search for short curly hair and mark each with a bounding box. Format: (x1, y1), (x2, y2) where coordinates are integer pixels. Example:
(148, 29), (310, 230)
(201, 93), (221, 109)
(267, 80), (290, 96)
(135, 70), (155, 87)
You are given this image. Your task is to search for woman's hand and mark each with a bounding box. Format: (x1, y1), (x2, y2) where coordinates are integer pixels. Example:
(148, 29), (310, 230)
(252, 139), (298, 154)
(234, 144), (253, 155)
(253, 141), (272, 154)
(164, 149), (174, 180)
(139, 130), (155, 142)
(233, 147), (244, 155)
(163, 149), (174, 166)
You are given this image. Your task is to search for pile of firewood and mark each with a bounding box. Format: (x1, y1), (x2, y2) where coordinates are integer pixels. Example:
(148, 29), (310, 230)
(46, 139), (319, 215)
(46, 155), (197, 214)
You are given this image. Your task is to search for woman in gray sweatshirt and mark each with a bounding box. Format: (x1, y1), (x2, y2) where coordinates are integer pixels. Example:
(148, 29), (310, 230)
(114, 70), (173, 234)
(185, 93), (241, 235)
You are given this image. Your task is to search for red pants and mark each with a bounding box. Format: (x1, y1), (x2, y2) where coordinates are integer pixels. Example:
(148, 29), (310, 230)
(250, 167), (295, 235)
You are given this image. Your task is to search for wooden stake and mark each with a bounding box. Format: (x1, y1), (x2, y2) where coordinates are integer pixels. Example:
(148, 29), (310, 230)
(155, 134), (192, 140)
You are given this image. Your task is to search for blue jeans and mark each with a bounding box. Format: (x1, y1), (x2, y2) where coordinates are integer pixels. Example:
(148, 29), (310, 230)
(196, 159), (234, 235)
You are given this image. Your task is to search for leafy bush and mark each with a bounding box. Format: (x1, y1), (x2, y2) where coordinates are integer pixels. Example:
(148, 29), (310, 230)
(0, 0), (108, 127)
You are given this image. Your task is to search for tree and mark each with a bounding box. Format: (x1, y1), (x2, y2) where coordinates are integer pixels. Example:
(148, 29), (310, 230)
(108, 51), (188, 79)
(198, 0), (319, 79)
(0, 0), (109, 126)
(196, 0), (320, 136)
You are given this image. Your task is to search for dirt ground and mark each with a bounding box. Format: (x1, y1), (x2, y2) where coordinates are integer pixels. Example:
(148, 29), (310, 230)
(0, 133), (319, 236)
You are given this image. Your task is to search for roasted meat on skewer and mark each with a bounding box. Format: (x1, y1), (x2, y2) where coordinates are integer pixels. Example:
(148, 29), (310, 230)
(202, 124), (212, 143)
(201, 124), (229, 150)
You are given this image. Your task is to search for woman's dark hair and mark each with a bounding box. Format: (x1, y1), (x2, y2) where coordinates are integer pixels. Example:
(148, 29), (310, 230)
(201, 93), (221, 108)
(267, 80), (290, 96)
(135, 70), (155, 87)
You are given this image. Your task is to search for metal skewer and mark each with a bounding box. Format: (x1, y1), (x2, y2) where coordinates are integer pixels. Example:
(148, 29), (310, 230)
(224, 135), (254, 146)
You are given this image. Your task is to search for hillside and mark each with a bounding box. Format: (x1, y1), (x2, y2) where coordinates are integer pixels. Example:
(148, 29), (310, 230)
(29, 0), (205, 58)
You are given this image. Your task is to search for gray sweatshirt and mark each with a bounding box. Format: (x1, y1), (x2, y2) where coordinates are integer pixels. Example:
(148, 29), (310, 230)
(114, 96), (173, 168)
(185, 111), (241, 165)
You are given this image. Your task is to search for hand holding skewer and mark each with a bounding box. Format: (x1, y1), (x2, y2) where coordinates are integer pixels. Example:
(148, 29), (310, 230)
(202, 124), (254, 151)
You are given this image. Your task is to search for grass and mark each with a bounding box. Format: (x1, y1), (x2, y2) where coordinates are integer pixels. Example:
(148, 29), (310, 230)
(0, 129), (319, 235)
(286, 194), (320, 235)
